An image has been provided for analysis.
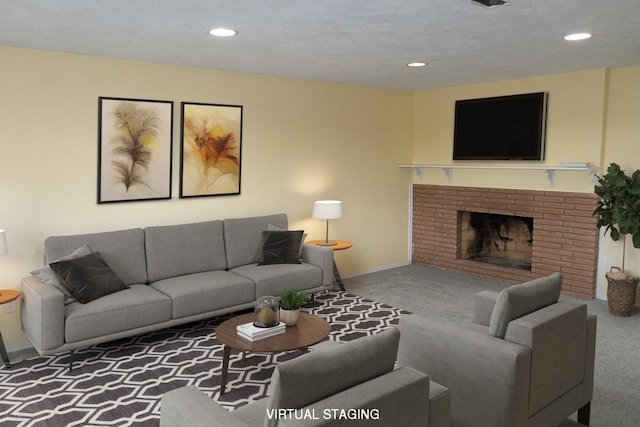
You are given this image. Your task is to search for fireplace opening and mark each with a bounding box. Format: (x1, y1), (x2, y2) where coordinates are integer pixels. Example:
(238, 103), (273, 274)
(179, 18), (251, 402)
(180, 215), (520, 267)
(458, 211), (533, 270)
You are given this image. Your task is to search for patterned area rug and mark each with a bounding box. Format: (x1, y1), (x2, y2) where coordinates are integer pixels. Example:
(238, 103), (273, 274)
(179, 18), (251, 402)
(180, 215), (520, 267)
(0, 292), (409, 427)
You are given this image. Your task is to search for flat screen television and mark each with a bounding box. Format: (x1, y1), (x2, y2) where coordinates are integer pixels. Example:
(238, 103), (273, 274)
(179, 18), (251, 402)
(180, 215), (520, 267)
(453, 92), (547, 161)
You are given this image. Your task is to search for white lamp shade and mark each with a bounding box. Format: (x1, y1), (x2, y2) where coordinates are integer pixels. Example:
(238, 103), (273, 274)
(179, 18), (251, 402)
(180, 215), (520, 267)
(312, 200), (343, 220)
(0, 230), (7, 256)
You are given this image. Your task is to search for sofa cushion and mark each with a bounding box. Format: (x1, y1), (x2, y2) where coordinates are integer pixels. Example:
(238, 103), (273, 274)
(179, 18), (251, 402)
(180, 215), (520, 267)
(266, 327), (400, 423)
(258, 230), (303, 265)
(223, 214), (288, 269)
(31, 244), (91, 304)
(231, 263), (322, 299)
(45, 228), (147, 286)
(145, 220), (226, 283)
(150, 270), (255, 319)
(49, 251), (129, 304)
(65, 284), (172, 343)
(488, 272), (562, 338)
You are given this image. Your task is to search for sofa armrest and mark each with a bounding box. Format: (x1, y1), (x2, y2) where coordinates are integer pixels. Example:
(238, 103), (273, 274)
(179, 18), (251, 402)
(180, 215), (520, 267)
(398, 314), (531, 427)
(474, 290), (499, 326)
(301, 244), (334, 287)
(160, 386), (248, 427)
(20, 276), (65, 352)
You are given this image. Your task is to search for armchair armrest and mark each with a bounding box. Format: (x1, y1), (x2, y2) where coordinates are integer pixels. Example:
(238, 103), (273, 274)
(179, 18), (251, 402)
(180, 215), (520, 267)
(504, 301), (592, 416)
(301, 244), (334, 287)
(160, 386), (248, 427)
(20, 276), (65, 353)
(398, 314), (531, 427)
(474, 290), (499, 326)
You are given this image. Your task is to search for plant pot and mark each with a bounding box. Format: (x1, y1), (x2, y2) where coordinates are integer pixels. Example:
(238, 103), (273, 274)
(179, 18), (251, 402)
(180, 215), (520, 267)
(279, 308), (300, 326)
(606, 268), (639, 317)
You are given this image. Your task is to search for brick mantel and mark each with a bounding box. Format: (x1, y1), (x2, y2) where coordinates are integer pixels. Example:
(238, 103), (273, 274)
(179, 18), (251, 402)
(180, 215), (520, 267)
(412, 185), (600, 298)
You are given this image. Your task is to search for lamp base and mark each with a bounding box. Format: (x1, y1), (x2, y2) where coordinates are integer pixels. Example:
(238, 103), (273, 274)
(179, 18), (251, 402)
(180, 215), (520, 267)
(316, 241), (337, 246)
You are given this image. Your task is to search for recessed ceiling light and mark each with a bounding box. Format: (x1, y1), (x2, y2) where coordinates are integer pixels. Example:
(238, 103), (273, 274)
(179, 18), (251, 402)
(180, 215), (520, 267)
(407, 62), (428, 68)
(209, 28), (237, 37)
(564, 33), (592, 41)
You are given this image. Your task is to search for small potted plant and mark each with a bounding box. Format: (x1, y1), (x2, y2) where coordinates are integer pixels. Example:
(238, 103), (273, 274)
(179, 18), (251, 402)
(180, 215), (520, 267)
(593, 163), (640, 316)
(279, 289), (309, 326)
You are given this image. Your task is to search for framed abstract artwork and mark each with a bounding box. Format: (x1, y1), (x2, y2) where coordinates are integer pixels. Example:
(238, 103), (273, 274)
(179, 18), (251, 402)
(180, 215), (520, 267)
(98, 97), (173, 203)
(180, 102), (243, 198)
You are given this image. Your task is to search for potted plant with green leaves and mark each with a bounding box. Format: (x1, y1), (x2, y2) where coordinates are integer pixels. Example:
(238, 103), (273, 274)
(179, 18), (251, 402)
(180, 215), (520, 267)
(593, 162), (640, 316)
(279, 289), (309, 326)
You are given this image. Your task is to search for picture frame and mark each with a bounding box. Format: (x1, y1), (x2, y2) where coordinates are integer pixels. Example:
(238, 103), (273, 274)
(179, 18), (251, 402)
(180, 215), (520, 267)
(180, 102), (243, 198)
(98, 97), (173, 203)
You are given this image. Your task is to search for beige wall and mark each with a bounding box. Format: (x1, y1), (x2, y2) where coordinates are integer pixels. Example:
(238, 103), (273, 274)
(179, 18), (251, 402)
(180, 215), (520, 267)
(412, 69), (607, 192)
(601, 66), (640, 302)
(0, 46), (413, 347)
(412, 66), (640, 302)
(2, 45), (639, 349)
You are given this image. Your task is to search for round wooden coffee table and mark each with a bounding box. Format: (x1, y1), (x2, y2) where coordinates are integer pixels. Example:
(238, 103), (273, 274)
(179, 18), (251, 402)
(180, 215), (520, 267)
(216, 311), (331, 395)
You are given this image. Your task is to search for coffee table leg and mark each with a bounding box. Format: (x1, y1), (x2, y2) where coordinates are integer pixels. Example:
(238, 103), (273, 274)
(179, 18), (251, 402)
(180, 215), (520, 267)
(220, 345), (231, 395)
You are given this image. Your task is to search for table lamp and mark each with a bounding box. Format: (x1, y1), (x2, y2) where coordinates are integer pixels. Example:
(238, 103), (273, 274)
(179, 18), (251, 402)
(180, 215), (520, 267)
(312, 200), (343, 246)
(0, 230), (7, 256)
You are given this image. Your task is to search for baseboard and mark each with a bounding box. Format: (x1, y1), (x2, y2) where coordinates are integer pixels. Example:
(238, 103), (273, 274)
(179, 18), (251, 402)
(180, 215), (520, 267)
(341, 261), (411, 280)
(7, 342), (38, 362)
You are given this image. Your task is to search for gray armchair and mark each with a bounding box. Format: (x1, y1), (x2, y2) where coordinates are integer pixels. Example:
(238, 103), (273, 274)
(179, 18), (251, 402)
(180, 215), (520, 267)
(397, 273), (596, 427)
(161, 328), (451, 427)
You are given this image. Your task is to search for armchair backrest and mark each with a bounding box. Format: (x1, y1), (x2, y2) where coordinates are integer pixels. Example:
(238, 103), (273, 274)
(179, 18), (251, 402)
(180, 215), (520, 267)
(488, 272), (562, 338)
(265, 328), (400, 427)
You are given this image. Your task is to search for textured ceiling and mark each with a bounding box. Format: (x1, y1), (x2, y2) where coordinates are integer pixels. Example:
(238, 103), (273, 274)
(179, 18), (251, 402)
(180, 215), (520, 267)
(1, 0), (639, 90)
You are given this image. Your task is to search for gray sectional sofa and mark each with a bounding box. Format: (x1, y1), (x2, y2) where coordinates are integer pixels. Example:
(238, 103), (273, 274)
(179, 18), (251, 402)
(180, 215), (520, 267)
(20, 213), (333, 362)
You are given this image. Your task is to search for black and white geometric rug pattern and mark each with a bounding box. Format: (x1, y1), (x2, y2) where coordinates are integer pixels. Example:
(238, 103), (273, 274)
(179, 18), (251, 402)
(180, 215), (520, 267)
(0, 292), (409, 427)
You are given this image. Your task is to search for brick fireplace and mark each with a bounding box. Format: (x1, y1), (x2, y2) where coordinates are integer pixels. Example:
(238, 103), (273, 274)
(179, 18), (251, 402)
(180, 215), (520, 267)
(412, 184), (600, 298)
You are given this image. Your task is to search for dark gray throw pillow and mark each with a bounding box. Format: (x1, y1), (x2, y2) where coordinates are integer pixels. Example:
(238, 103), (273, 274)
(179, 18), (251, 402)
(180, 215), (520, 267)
(258, 230), (304, 265)
(49, 251), (129, 304)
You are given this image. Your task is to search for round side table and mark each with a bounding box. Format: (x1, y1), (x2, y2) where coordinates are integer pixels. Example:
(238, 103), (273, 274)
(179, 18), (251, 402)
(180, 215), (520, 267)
(0, 289), (20, 368)
(307, 240), (352, 291)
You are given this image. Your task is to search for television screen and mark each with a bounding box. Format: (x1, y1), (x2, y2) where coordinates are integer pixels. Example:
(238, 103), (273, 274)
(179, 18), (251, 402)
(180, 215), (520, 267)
(453, 92), (547, 161)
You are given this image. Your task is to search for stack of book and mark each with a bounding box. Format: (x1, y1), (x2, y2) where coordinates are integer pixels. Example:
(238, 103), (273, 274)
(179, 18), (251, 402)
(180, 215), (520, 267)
(236, 322), (286, 341)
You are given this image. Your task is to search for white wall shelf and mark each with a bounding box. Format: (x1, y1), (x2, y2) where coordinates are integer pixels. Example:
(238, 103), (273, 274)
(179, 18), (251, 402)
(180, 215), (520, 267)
(398, 163), (600, 187)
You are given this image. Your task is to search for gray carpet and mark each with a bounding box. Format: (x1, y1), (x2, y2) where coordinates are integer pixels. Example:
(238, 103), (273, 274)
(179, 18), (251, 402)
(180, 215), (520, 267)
(344, 264), (640, 427)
